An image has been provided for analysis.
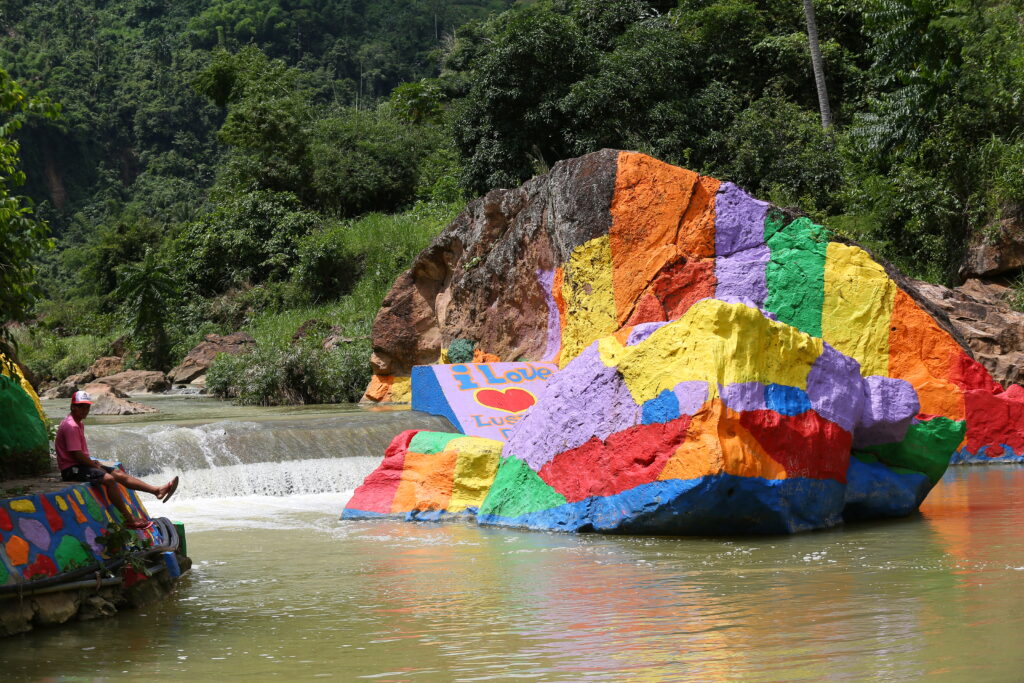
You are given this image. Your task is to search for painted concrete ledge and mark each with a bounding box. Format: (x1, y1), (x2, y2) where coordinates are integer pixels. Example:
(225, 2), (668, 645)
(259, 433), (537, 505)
(0, 482), (190, 637)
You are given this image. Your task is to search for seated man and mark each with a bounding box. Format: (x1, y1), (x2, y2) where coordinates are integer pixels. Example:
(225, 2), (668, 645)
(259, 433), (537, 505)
(55, 391), (179, 530)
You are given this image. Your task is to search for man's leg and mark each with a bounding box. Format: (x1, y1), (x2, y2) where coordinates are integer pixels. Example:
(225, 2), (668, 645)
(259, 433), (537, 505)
(109, 469), (164, 497)
(100, 472), (141, 525)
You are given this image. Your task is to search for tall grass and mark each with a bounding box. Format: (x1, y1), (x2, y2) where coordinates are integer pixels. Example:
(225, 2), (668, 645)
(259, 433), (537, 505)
(207, 201), (461, 404)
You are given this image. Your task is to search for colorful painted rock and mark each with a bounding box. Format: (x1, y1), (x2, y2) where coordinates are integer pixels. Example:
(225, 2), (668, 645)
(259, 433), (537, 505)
(346, 300), (965, 533)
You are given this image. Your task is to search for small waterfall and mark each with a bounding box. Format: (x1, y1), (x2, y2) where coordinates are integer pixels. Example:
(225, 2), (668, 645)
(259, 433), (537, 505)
(84, 410), (454, 499)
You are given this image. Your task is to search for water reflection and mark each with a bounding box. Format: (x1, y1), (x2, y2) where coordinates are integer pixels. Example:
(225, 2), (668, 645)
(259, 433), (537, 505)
(3, 468), (1024, 680)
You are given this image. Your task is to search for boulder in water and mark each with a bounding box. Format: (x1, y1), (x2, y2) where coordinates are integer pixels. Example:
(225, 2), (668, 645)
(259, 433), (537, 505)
(82, 383), (156, 415)
(93, 370), (169, 394)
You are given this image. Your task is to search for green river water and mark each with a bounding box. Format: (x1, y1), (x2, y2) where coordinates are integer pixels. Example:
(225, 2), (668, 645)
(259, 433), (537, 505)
(2, 397), (1023, 681)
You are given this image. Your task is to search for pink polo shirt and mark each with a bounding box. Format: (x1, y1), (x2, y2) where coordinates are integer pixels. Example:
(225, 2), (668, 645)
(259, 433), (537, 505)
(55, 414), (90, 471)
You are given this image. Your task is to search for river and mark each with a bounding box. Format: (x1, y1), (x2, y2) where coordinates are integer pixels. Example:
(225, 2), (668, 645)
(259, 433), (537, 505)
(3, 396), (1023, 680)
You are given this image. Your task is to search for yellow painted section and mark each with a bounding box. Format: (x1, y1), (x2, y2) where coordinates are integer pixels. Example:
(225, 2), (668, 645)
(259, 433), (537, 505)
(55, 495), (68, 511)
(658, 400), (788, 481)
(9, 499), (36, 514)
(390, 376), (412, 403)
(1, 353), (46, 424)
(615, 299), (823, 405)
(822, 243), (895, 376)
(559, 236), (617, 367)
(73, 489), (85, 505)
(447, 437), (504, 512)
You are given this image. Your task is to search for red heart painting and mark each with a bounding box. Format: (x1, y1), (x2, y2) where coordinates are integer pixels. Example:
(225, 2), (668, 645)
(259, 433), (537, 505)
(474, 388), (537, 413)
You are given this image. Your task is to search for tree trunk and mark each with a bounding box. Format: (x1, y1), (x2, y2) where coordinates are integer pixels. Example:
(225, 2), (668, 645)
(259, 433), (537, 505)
(803, 0), (833, 130)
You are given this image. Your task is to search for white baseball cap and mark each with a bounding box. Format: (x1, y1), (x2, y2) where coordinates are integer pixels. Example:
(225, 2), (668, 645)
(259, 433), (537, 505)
(71, 390), (93, 405)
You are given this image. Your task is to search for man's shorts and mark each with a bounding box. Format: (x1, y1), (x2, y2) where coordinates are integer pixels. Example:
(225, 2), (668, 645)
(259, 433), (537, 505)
(60, 464), (115, 484)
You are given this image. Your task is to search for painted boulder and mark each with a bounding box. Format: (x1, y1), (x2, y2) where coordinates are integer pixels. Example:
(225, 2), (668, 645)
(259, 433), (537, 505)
(345, 300), (965, 533)
(361, 149), (1023, 464)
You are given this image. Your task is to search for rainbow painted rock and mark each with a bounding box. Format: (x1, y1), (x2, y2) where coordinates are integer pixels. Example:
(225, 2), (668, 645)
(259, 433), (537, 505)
(363, 149), (1022, 463)
(345, 300), (965, 533)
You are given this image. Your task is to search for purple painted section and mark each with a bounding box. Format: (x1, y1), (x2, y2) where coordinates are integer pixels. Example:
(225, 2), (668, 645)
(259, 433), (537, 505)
(714, 183), (770, 257)
(806, 343), (864, 433)
(506, 343), (640, 471)
(715, 245), (770, 306)
(537, 269), (562, 362)
(19, 518), (50, 551)
(853, 376), (920, 448)
(674, 381), (709, 415)
(84, 526), (102, 555)
(719, 382), (767, 412)
(627, 322), (669, 346)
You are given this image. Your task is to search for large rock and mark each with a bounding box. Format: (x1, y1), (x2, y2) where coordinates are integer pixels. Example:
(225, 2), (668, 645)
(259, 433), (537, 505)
(42, 371), (93, 399)
(345, 300), (964, 533)
(911, 278), (1024, 386)
(961, 214), (1024, 279)
(168, 332), (255, 385)
(93, 370), (169, 394)
(86, 356), (123, 379)
(344, 149), (1024, 536)
(81, 383), (156, 415)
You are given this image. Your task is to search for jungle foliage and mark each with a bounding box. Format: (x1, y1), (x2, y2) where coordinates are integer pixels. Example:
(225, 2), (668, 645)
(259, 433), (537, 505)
(1, 0), (1022, 403)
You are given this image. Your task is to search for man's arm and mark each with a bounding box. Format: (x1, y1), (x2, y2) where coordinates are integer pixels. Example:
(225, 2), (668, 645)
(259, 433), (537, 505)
(69, 449), (97, 468)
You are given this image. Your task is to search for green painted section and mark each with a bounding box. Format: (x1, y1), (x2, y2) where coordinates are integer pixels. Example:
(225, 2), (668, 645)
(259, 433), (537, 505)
(83, 491), (104, 522)
(0, 557), (8, 584)
(408, 431), (463, 455)
(479, 456), (567, 518)
(764, 217), (829, 337)
(856, 418), (966, 484)
(763, 208), (787, 241)
(0, 375), (48, 477)
(54, 535), (91, 571)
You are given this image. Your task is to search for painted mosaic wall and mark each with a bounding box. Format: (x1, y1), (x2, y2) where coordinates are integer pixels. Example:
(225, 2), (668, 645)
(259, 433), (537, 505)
(0, 484), (157, 587)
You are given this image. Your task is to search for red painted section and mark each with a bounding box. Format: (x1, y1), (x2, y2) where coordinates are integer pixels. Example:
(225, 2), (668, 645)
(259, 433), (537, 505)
(344, 429), (417, 513)
(653, 259), (716, 320)
(738, 411), (851, 482)
(475, 388), (536, 413)
(964, 389), (1024, 455)
(538, 417), (691, 503)
(949, 350), (1002, 393)
(23, 554), (58, 580)
(0, 507), (11, 532)
(625, 293), (667, 326)
(41, 495), (63, 532)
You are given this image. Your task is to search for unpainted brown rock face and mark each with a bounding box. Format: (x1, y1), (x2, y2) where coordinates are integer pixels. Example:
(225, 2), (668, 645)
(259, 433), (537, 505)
(912, 278), (1024, 386)
(81, 383), (157, 415)
(961, 215), (1024, 279)
(168, 332), (255, 384)
(94, 370), (170, 394)
(367, 149), (618, 393)
(86, 356), (124, 379)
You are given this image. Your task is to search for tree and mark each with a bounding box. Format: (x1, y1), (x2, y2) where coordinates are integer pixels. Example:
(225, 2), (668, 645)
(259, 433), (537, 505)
(802, 0), (832, 129)
(113, 248), (178, 370)
(0, 68), (58, 368)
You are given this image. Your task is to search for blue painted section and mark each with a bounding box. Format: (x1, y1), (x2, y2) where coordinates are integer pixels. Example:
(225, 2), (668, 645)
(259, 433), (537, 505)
(341, 507), (480, 522)
(410, 366), (464, 434)
(842, 457), (931, 520)
(950, 445), (1024, 464)
(641, 390), (680, 425)
(477, 474), (846, 535)
(765, 384), (812, 416)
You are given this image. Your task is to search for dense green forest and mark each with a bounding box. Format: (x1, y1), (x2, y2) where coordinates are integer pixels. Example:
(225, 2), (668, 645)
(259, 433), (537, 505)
(1, 0), (1022, 405)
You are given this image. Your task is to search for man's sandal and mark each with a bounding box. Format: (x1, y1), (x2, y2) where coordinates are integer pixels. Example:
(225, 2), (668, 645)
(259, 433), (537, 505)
(162, 476), (180, 503)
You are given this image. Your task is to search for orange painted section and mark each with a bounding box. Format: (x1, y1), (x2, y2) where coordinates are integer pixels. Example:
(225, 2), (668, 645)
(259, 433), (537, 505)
(552, 267), (566, 364)
(613, 326), (635, 346)
(365, 375), (394, 402)
(888, 289), (965, 419)
(658, 400), (787, 481)
(610, 151), (699, 325)
(677, 175), (720, 259)
(5, 535), (29, 566)
(653, 259), (716, 320)
(69, 498), (87, 524)
(472, 348), (501, 363)
(391, 449), (459, 513)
